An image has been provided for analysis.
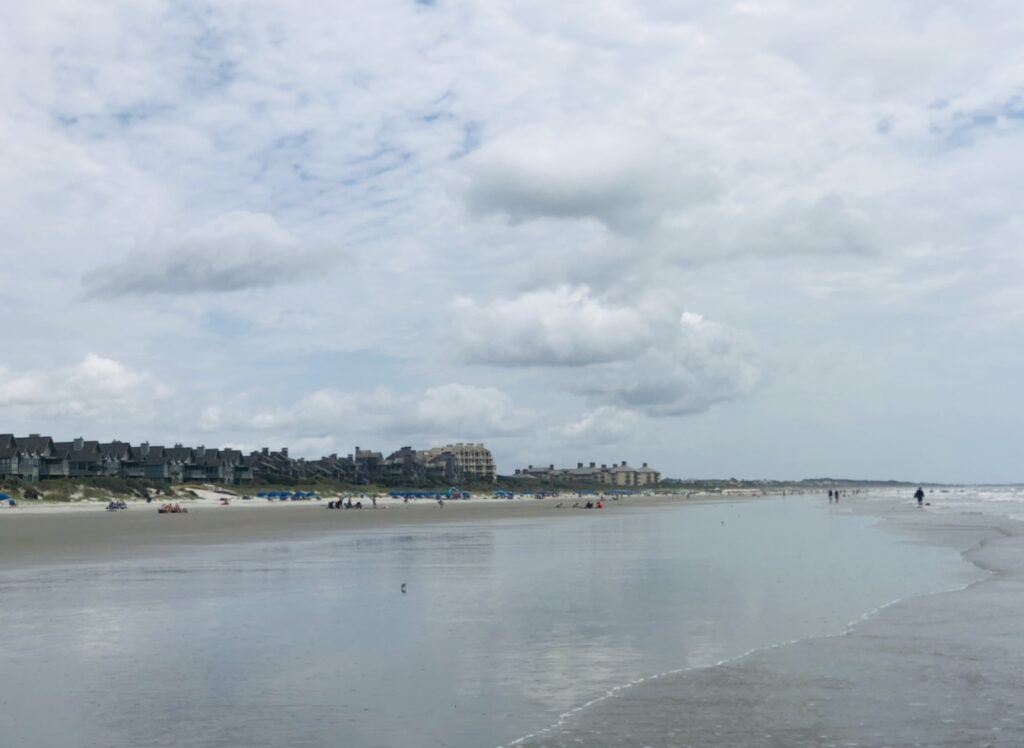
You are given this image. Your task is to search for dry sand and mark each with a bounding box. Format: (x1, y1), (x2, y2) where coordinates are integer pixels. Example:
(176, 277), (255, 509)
(0, 493), (741, 568)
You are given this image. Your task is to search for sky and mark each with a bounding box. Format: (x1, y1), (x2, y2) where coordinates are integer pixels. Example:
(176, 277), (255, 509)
(1, 1), (1022, 483)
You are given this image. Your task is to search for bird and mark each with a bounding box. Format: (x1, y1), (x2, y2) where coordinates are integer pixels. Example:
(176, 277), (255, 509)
(401, 583), (407, 594)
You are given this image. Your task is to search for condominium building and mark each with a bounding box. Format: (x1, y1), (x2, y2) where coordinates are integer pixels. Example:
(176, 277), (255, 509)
(419, 442), (496, 481)
(515, 460), (660, 487)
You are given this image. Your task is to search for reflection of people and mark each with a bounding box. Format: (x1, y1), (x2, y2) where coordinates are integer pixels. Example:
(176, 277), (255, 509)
(914, 487), (925, 507)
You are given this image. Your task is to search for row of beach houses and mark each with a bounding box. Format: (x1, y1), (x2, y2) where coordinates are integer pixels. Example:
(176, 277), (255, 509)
(1, 434), (660, 487)
(0, 434), (496, 485)
(514, 461), (660, 487)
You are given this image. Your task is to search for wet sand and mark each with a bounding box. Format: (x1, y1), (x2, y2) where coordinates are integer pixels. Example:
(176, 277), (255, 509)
(0, 494), (730, 567)
(516, 497), (1024, 747)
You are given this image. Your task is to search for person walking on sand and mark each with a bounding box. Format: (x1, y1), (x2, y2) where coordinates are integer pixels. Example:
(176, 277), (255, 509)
(915, 487), (925, 507)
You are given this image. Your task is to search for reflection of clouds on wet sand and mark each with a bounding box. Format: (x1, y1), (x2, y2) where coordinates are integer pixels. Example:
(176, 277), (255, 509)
(519, 491), (1023, 747)
(0, 497), (974, 748)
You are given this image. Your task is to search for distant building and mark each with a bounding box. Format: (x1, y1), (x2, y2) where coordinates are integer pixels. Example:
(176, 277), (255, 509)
(419, 442), (496, 482)
(514, 459), (660, 487)
(0, 433), (497, 487)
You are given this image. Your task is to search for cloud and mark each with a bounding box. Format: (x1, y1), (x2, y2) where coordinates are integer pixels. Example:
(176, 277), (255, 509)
(460, 127), (719, 234)
(0, 354), (172, 420)
(2, 1), (1023, 481)
(82, 211), (340, 297)
(584, 312), (761, 416)
(202, 383), (532, 443)
(558, 406), (646, 445)
(452, 286), (661, 366)
(453, 287), (761, 417)
(664, 193), (879, 265)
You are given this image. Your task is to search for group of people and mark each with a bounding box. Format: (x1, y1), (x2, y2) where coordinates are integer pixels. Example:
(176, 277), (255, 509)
(157, 503), (187, 514)
(828, 487), (927, 507)
(105, 500), (128, 511)
(555, 500), (605, 509)
(327, 497), (376, 509)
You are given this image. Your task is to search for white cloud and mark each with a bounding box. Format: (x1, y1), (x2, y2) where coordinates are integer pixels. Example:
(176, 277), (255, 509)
(558, 406), (646, 445)
(82, 211), (339, 297)
(662, 193), (879, 265)
(452, 286), (662, 366)
(1, 2), (1023, 480)
(0, 354), (172, 421)
(454, 287), (761, 417)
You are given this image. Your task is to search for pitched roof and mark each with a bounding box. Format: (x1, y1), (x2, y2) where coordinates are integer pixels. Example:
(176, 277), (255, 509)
(99, 441), (132, 457)
(14, 435), (54, 454)
(166, 446), (194, 461)
(145, 447), (169, 465)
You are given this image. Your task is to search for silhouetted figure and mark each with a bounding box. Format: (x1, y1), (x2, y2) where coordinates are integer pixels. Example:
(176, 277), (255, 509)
(914, 487), (925, 507)
(828, 489), (834, 503)
(401, 583), (407, 594)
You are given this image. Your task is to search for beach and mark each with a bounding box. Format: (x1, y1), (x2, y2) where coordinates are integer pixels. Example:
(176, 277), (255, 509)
(0, 492), (720, 567)
(1, 489), (1022, 747)
(515, 491), (1024, 747)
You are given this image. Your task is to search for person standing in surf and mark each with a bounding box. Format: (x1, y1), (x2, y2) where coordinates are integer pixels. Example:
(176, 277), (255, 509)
(914, 487), (925, 507)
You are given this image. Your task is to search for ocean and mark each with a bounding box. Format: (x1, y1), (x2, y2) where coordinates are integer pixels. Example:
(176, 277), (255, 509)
(0, 492), (1016, 747)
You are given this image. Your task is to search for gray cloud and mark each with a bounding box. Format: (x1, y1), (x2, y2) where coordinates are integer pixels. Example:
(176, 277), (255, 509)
(460, 127), (719, 234)
(453, 288), (761, 417)
(202, 383), (532, 442)
(581, 312), (761, 417)
(82, 212), (340, 297)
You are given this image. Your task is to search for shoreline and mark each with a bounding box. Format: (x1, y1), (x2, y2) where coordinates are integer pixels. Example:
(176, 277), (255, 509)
(0, 492), (756, 568)
(513, 492), (1024, 746)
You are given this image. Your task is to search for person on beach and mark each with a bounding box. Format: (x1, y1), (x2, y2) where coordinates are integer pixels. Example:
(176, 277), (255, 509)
(915, 487), (925, 507)
(828, 489), (834, 503)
